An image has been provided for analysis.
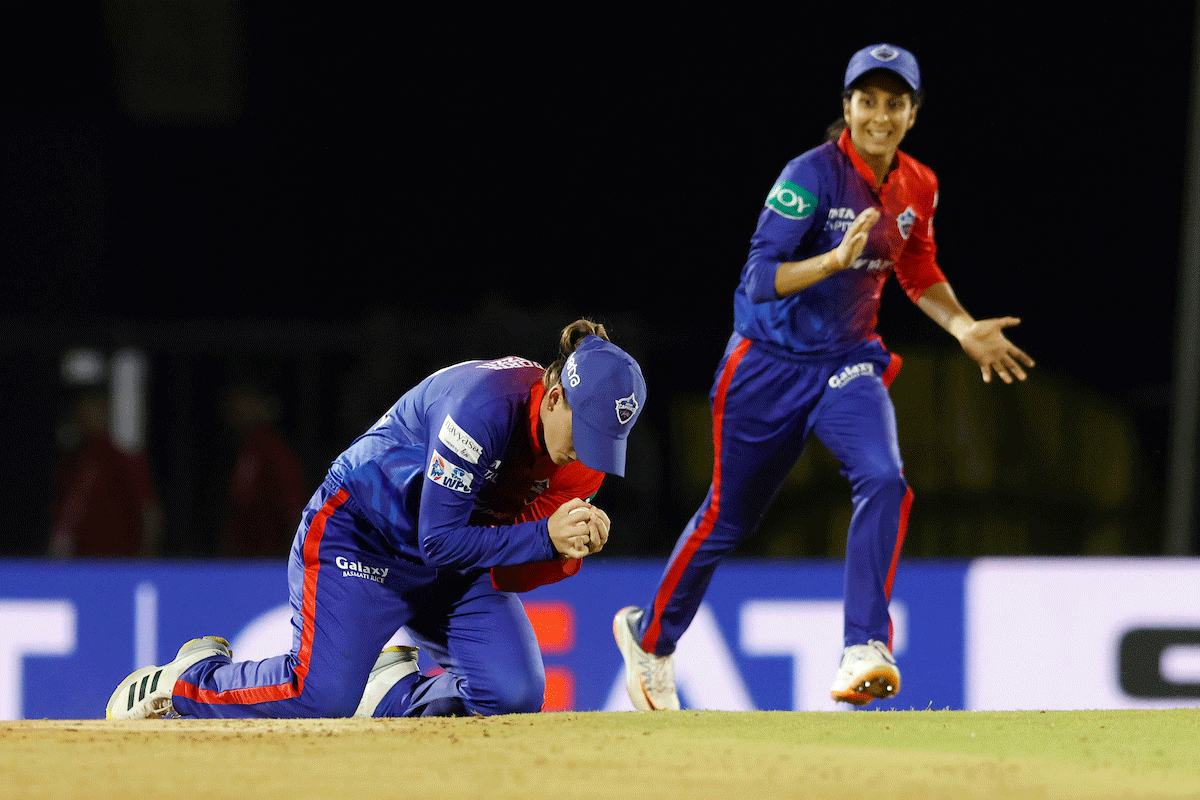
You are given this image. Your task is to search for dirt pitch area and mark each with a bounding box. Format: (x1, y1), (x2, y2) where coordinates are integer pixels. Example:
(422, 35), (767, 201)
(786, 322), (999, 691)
(3, 709), (1198, 800)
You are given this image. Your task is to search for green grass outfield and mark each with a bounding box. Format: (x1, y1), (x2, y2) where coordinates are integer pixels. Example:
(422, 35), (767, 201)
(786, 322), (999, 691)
(3, 709), (1198, 799)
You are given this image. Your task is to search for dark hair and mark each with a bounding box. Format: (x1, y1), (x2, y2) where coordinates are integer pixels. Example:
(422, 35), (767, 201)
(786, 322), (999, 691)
(824, 78), (925, 144)
(543, 319), (610, 394)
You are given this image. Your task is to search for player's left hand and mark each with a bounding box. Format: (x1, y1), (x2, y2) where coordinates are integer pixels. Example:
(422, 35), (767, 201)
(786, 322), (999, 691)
(582, 504), (610, 554)
(957, 316), (1035, 384)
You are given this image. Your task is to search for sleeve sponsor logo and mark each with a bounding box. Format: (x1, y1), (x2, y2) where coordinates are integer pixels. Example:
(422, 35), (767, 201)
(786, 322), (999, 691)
(438, 414), (483, 464)
(765, 180), (817, 220)
(427, 450), (474, 493)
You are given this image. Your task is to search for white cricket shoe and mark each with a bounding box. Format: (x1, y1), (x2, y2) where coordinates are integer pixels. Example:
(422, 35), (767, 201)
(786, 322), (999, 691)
(830, 639), (901, 706)
(354, 645), (420, 717)
(106, 636), (232, 720)
(613, 606), (680, 711)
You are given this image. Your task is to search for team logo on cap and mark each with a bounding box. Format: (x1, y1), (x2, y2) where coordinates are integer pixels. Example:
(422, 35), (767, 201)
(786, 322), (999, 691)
(615, 393), (639, 424)
(870, 44), (899, 61)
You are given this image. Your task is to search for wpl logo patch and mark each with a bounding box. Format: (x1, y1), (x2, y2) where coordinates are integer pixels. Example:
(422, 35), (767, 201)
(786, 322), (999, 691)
(428, 450), (474, 493)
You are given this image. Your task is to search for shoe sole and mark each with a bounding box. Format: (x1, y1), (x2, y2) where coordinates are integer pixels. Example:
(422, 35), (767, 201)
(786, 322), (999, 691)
(105, 637), (231, 720)
(831, 665), (901, 707)
(612, 607), (657, 711)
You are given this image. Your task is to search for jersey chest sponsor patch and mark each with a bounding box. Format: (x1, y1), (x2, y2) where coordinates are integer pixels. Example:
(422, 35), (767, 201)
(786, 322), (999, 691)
(427, 450), (474, 493)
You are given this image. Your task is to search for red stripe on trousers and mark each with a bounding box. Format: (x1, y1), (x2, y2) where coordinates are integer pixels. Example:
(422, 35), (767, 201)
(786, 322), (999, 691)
(642, 337), (752, 653)
(884, 486), (913, 650)
(867, 334), (903, 388)
(175, 488), (347, 706)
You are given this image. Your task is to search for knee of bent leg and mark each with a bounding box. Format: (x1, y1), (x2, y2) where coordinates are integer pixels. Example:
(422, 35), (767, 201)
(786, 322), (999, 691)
(301, 681), (363, 719)
(465, 668), (546, 716)
(854, 461), (909, 501)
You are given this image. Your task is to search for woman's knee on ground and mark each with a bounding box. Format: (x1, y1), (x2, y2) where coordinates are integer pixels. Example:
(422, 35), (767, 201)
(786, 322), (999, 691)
(463, 667), (546, 716)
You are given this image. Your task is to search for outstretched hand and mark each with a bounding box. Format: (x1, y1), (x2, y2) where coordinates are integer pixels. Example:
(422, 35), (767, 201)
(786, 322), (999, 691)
(548, 498), (611, 560)
(958, 317), (1035, 384)
(830, 207), (880, 271)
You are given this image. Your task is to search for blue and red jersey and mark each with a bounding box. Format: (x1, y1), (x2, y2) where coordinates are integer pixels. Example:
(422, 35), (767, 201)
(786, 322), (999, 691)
(327, 357), (602, 580)
(734, 128), (946, 356)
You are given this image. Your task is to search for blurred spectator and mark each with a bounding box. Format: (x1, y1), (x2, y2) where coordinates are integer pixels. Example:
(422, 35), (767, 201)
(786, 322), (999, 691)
(217, 382), (309, 558)
(49, 390), (162, 557)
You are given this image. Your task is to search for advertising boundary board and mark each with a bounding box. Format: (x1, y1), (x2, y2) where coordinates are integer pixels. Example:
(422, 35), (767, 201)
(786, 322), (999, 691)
(2, 558), (1197, 719)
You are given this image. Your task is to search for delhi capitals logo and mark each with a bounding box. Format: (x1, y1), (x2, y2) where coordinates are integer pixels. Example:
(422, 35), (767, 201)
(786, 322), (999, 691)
(615, 393), (639, 424)
(871, 44), (899, 61)
(896, 206), (917, 240)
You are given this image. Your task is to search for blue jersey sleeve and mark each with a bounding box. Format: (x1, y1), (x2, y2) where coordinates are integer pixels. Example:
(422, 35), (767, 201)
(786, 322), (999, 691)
(414, 396), (557, 571)
(740, 155), (827, 303)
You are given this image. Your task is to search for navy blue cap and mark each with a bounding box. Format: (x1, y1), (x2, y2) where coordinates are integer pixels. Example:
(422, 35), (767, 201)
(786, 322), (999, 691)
(561, 336), (646, 476)
(844, 43), (921, 92)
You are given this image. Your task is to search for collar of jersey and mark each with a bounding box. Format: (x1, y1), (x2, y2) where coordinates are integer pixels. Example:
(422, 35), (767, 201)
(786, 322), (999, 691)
(527, 379), (547, 457)
(837, 127), (905, 191)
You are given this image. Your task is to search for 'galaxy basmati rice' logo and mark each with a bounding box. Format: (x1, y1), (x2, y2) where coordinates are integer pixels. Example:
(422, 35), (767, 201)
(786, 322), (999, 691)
(828, 362), (875, 389)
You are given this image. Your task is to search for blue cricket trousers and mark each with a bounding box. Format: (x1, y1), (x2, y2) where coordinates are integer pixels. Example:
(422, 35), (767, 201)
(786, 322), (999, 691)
(172, 478), (546, 718)
(637, 333), (912, 655)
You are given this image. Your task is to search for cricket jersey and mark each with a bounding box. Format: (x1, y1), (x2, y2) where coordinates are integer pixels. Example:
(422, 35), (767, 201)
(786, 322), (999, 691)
(734, 128), (946, 357)
(328, 357), (601, 573)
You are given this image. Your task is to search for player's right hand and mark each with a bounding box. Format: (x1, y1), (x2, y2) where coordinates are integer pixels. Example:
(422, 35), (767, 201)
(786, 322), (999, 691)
(548, 498), (601, 559)
(830, 207), (880, 270)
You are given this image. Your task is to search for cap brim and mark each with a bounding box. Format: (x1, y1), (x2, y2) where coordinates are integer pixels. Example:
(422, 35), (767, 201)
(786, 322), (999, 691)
(571, 413), (628, 477)
(847, 66), (919, 93)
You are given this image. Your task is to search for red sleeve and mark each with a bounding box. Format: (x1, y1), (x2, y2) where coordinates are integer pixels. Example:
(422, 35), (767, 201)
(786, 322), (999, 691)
(893, 158), (946, 303)
(515, 462), (605, 523)
(490, 462), (605, 592)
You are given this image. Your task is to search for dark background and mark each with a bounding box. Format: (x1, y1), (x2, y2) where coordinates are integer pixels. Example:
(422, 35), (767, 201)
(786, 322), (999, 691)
(3, 4), (1197, 559)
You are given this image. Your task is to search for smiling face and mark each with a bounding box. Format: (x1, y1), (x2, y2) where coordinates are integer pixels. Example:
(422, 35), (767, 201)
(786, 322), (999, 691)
(540, 383), (578, 466)
(842, 71), (919, 184)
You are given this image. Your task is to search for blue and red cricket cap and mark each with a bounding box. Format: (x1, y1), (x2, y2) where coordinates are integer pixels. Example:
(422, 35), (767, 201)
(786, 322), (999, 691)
(561, 336), (646, 477)
(844, 43), (921, 93)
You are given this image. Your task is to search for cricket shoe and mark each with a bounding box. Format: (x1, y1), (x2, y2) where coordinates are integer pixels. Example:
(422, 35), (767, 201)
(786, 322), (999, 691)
(354, 645), (421, 717)
(106, 636), (232, 720)
(613, 606), (680, 711)
(830, 639), (900, 706)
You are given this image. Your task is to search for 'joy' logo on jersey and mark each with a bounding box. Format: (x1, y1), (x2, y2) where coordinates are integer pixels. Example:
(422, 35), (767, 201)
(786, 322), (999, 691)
(766, 180), (817, 220)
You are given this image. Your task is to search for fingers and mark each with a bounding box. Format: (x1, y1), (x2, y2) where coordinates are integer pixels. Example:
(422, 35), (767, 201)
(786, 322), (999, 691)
(552, 501), (610, 558)
(985, 350), (1033, 384)
(853, 207), (881, 229)
(586, 507), (610, 552)
(969, 317), (1035, 385)
(832, 208), (880, 270)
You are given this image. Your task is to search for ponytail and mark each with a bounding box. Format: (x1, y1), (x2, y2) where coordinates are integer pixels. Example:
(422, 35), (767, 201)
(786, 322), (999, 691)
(543, 319), (610, 393)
